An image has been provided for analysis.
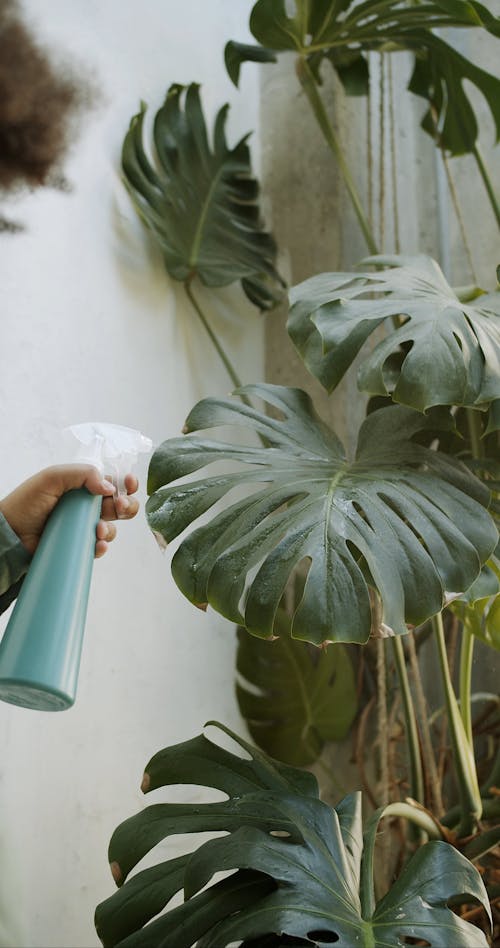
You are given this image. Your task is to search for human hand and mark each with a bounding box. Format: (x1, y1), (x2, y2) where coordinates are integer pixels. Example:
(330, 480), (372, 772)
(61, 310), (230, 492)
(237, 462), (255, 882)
(0, 465), (140, 558)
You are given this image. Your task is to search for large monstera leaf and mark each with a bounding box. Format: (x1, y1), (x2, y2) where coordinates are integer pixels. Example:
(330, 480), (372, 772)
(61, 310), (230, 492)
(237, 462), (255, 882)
(122, 83), (283, 310)
(95, 723), (491, 947)
(236, 610), (357, 766)
(146, 384), (498, 645)
(288, 255), (500, 411)
(226, 0), (500, 154)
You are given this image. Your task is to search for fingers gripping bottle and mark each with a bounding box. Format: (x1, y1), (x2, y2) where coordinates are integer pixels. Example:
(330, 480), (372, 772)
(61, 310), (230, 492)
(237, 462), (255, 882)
(0, 423), (152, 711)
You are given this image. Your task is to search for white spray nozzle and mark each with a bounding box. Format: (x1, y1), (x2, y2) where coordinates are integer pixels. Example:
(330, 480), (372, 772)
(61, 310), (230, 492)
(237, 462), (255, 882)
(64, 423), (153, 495)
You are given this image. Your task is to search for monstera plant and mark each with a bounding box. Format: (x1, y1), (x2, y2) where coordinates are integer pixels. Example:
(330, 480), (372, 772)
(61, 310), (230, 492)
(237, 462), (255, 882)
(98, 2), (500, 944)
(96, 252), (500, 945)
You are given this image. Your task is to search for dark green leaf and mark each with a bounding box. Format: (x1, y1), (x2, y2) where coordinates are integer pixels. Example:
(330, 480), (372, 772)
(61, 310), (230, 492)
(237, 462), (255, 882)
(96, 724), (491, 947)
(95, 856), (188, 946)
(98, 869), (274, 948)
(147, 384), (497, 644)
(332, 51), (370, 96)
(236, 612), (357, 766)
(309, 47), (370, 96)
(249, 0), (307, 51)
(142, 722), (319, 801)
(460, 563), (500, 603)
(224, 42), (277, 87)
(122, 83), (284, 310)
(288, 254), (500, 410)
(409, 34), (500, 154)
(467, 457), (500, 542)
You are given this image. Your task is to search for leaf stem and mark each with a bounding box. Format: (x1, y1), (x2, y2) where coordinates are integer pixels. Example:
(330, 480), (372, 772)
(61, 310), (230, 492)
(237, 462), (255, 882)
(482, 747), (500, 796)
(458, 407), (485, 755)
(391, 637), (424, 806)
(432, 611), (482, 836)
(184, 278), (243, 391)
(380, 801), (443, 840)
(472, 143), (500, 231)
(406, 633), (444, 816)
(296, 57), (380, 255)
(361, 799), (443, 919)
(466, 407), (485, 460)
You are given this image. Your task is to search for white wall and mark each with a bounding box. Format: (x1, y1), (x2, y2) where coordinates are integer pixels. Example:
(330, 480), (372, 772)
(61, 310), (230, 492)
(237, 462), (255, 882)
(0, 2), (261, 945)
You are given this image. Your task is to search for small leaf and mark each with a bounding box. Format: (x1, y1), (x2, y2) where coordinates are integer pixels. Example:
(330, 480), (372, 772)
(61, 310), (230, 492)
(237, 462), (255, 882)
(236, 613), (357, 766)
(409, 34), (500, 154)
(249, 0), (307, 51)
(224, 41), (277, 87)
(122, 83), (284, 310)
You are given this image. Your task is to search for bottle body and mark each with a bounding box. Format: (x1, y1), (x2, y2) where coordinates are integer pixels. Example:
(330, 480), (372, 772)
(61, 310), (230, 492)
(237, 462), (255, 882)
(0, 489), (101, 711)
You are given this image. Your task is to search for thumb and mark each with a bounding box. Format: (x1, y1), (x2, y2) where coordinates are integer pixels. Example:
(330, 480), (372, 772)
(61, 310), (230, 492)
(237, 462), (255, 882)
(47, 464), (117, 499)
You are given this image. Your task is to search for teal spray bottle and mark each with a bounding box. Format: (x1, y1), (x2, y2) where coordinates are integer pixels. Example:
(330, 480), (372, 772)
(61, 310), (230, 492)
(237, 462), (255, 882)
(0, 423), (152, 711)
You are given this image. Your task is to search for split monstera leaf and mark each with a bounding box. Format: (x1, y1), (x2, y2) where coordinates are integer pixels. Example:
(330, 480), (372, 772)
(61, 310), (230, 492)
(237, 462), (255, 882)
(147, 383), (498, 646)
(95, 723), (492, 947)
(288, 254), (500, 411)
(122, 82), (284, 311)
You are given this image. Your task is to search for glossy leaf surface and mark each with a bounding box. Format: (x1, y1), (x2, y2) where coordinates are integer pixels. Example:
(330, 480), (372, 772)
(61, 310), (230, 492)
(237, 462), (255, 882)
(288, 255), (500, 410)
(236, 613), (357, 765)
(122, 83), (283, 309)
(228, 0), (500, 153)
(95, 724), (491, 947)
(147, 384), (497, 644)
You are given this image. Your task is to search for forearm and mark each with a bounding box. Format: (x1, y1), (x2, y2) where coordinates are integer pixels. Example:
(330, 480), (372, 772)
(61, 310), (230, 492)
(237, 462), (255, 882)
(0, 512), (31, 615)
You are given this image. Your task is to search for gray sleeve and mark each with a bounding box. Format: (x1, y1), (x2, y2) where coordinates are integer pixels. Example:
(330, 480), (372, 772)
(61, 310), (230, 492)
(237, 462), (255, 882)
(0, 512), (31, 615)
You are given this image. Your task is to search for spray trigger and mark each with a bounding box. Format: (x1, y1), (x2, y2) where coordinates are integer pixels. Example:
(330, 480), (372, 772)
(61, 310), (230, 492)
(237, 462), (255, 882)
(64, 423), (152, 495)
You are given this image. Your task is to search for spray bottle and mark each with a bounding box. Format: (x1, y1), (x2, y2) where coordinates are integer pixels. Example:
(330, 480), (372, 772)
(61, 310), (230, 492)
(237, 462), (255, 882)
(0, 423), (152, 711)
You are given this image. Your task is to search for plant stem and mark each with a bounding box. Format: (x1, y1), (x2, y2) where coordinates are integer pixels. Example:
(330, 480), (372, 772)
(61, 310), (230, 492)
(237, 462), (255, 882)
(296, 57), (380, 256)
(456, 407), (485, 763)
(466, 406), (485, 460)
(473, 143), (500, 231)
(459, 625), (474, 746)
(361, 799), (443, 919)
(482, 747), (500, 796)
(442, 793), (500, 828)
(381, 801), (443, 840)
(433, 612), (482, 835)
(375, 639), (390, 807)
(406, 633), (444, 816)
(184, 278), (243, 392)
(391, 637), (424, 806)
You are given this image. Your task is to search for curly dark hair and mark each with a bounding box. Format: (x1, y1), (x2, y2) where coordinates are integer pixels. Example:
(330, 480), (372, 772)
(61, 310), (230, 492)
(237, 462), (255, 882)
(0, 0), (93, 195)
